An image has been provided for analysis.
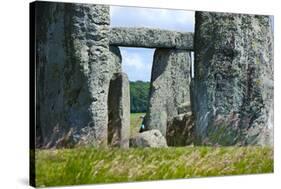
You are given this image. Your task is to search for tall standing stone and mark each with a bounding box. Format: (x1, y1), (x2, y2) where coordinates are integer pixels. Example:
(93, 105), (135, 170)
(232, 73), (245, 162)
(144, 49), (192, 136)
(193, 12), (273, 145)
(108, 46), (129, 148)
(108, 72), (130, 148)
(35, 2), (111, 148)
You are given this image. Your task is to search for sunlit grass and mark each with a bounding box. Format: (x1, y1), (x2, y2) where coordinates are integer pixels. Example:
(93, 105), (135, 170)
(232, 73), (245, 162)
(35, 146), (273, 187)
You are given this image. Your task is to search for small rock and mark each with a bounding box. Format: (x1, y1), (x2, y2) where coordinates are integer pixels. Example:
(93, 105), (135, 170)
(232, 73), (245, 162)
(130, 130), (168, 148)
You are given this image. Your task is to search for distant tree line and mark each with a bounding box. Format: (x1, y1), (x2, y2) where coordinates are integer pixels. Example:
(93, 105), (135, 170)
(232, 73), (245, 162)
(130, 81), (150, 113)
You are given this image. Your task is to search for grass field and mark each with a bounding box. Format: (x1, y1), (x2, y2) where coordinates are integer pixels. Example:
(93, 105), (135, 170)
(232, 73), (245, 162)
(35, 114), (273, 187)
(35, 146), (273, 187)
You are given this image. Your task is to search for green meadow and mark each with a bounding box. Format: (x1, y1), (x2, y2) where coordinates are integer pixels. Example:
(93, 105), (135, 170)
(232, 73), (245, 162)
(35, 113), (273, 187)
(35, 147), (273, 186)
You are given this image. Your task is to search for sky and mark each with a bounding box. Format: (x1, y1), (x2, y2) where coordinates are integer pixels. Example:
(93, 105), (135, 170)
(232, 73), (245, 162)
(110, 6), (195, 81)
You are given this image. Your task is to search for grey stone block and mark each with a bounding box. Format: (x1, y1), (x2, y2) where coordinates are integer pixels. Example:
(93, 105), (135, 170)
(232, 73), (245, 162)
(109, 27), (194, 50)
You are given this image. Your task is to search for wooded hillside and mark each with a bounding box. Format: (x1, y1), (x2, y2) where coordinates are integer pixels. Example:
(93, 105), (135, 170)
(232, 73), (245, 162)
(130, 81), (150, 113)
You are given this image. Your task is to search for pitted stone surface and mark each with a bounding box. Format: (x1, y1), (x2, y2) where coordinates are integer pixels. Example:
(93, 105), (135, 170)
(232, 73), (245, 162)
(144, 48), (192, 136)
(109, 46), (122, 78)
(109, 27), (194, 50)
(166, 112), (195, 146)
(35, 2), (111, 148)
(166, 102), (195, 146)
(193, 12), (273, 146)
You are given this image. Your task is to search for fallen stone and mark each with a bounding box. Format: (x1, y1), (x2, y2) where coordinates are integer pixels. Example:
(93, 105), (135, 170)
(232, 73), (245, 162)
(166, 112), (195, 146)
(130, 130), (168, 148)
(109, 27), (194, 50)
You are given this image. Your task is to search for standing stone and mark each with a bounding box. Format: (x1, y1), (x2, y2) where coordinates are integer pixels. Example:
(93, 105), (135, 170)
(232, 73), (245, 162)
(193, 12), (273, 146)
(144, 49), (192, 136)
(35, 2), (111, 148)
(108, 72), (130, 148)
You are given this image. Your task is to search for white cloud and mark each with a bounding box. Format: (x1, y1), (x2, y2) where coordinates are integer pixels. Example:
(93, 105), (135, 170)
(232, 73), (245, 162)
(110, 6), (195, 32)
(110, 6), (195, 81)
(122, 51), (144, 70)
(120, 47), (154, 81)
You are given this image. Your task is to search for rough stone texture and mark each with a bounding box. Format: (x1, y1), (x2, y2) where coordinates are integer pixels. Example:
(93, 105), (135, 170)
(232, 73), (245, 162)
(144, 49), (192, 136)
(108, 72), (130, 148)
(108, 46), (122, 77)
(110, 27), (194, 50)
(35, 2), (111, 148)
(166, 113), (195, 146)
(166, 105), (195, 146)
(193, 12), (273, 146)
(178, 102), (192, 114)
(130, 130), (168, 148)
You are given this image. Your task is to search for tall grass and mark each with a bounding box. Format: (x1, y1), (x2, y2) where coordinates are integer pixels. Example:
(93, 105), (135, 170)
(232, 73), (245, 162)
(35, 146), (273, 187)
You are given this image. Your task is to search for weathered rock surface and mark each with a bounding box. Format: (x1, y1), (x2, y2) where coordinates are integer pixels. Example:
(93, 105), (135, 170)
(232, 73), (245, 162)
(108, 72), (130, 148)
(35, 2), (111, 148)
(178, 102), (192, 114)
(166, 107), (195, 146)
(144, 49), (192, 136)
(193, 12), (273, 146)
(109, 27), (194, 50)
(109, 46), (122, 76)
(34, 2), (273, 149)
(130, 130), (168, 148)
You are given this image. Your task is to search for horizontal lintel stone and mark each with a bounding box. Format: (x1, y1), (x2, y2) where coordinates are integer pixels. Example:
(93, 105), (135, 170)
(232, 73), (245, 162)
(109, 27), (194, 50)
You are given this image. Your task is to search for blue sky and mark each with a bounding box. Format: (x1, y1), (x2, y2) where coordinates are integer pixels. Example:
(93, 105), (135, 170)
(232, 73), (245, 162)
(110, 6), (195, 81)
